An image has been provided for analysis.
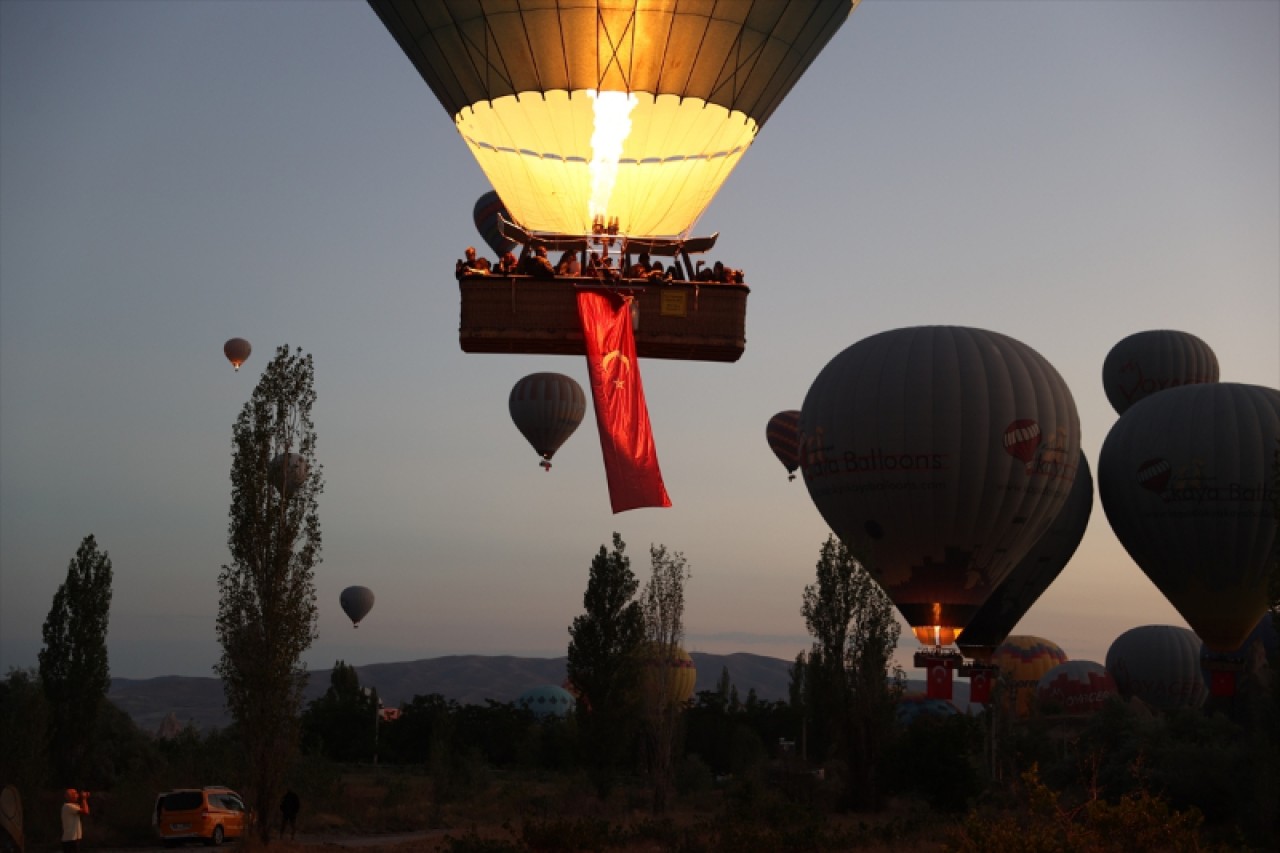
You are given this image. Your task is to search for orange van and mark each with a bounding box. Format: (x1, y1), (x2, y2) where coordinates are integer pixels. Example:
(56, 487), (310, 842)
(153, 787), (248, 846)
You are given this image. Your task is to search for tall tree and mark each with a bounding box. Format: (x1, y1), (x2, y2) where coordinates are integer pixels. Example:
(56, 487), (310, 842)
(301, 661), (378, 763)
(39, 534), (113, 784)
(566, 532), (644, 797)
(215, 345), (321, 842)
(639, 543), (690, 813)
(800, 535), (904, 810)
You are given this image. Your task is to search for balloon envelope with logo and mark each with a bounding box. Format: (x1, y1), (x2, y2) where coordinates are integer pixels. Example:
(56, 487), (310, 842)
(1100, 329), (1218, 416)
(1036, 660), (1118, 716)
(992, 635), (1068, 718)
(800, 326), (1081, 647)
(1098, 383), (1280, 652)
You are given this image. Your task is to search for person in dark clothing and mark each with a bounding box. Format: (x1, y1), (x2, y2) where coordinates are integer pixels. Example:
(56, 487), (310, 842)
(279, 790), (300, 841)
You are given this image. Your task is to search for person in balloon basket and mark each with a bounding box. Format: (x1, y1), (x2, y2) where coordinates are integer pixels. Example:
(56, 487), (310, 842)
(556, 249), (581, 277)
(61, 789), (90, 853)
(455, 246), (491, 278)
(495, 251), (518, 276)
(519, 245), (557, 279)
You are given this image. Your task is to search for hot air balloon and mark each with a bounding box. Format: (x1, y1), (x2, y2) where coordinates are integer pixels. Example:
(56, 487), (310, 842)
(992, 635), (1068, 718)
(224, 338), (251, 372)
(896, 692), (961, 726)
(958, 454), (1094, 662)
(516, 685), (576, 719)
(801, 327), (1081, 649)
(474, 191), (517, 259)
(640, 644), (697, 707)
(339, 586), (375, 628)
(1101, 330), (1218, 415)
(1099, 383), (1279, 652)
(1036, 661), (1118, 716)
(766, 410), (802, 481)
(1106, 625), (1207, 711)
(1199, 615), (1278, 700)
(269, 452), (308, 495)
(509, 373), (587, 470)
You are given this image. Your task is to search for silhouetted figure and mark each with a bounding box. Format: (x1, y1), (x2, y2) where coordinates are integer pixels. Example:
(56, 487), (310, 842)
(279, 790), (300, 841)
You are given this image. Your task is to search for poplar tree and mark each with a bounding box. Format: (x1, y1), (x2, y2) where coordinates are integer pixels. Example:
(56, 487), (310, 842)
(39, 534), (113, 784)
(215, 345), (320, 842)
(640, 543), (691, 813)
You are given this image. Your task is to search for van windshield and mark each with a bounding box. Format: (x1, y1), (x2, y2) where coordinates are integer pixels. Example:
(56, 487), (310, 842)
(160, 792), (203, 812)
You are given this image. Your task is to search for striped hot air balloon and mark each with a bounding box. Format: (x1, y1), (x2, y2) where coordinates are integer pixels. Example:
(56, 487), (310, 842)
(766, 410), (802, 481)
(473, 191), (517, 258)
(509, 373), (587, 470)
(992, 635), (1068, 717)
(1106, 625), (1206, 711)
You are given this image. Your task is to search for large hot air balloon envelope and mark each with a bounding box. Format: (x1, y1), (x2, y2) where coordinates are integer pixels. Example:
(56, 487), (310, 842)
(801, 327), (1081, 647)
(509, 373), (587, 470)
(1101, 330), (1218, 415)
(1036, 660), (1118, 716)
(368, 0), (860, 239)
(1099, 383), (1279, 652)
(766, 410), (802, 480)
(992, 635), (1068, 718)
(958, 454), (1094, 661)
(224, 338), (251, 371)
(340, 586), (376, 627)
(1106, 625), (1206, 711)
(474, 191), (517, 258)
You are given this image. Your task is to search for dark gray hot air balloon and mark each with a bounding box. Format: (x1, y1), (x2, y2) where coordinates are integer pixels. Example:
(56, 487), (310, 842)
(269, 452), (309, 495)
(1101, 329), (1218, 415)
(509, 373), (587, 470)
(801, 326), (1081, 648)
(1105, 625), (1207, 711)
(1099, 383), (1280, 652)
(224, 338), (251, 372)
(958, 453), (1094, 661)
(340, 586), (375, 628)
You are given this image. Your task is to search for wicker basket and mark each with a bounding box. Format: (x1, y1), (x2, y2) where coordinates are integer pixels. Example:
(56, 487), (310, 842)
(458, 276), (748, 362)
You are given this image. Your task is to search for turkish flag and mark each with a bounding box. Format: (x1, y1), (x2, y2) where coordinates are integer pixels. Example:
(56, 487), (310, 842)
(969, 671), (992, 704)
(1209, 670), (1236, 698)
(577, 289), (671, 513)
(927, 663), (953, 700)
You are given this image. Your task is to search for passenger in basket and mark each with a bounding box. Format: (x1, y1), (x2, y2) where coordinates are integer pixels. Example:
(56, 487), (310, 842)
(628, 252), (652, 279)
(455, 246), (492, 278)
(646, 260), (671, 282)
(556, 250), (581, 277)
(495, 251), (518, 275)
(519, 245), (557, 279)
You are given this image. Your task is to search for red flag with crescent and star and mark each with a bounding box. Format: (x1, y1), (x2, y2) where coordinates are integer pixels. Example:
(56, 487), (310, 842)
(969, 670), (992, 704)
(927, 662), (953, 700)
(577, 289), (671, 513)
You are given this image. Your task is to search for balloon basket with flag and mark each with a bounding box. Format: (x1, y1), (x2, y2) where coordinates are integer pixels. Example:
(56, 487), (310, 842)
(459, 277), (748, 363)
(1201, 652), (1245, 698)
(915, 649), (963, 701)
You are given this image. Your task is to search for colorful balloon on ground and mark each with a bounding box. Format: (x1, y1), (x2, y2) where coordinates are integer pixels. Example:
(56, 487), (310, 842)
(766, 410), (802, 480)
(1101, 330), (1218, 415)
(269, 452), (308, 495)
(474, 191), (517, 258)
(1037, 661), (1118, 716)
(896, 692), (960, 726)
(1099, 383), (1280, 652)
(641, 644), (696, 707)
(339, 586), (375, 628)
(992, 635), (1068, 718)
(368, 0), (860, 239)
(223, 338), (251, 371)
(517, 685), (576, 719)
(509, 373), (587, 470)
(801, 327), (1081, 647)
(1105, 625), (1206, 711)
(959, 453), (1094, 661)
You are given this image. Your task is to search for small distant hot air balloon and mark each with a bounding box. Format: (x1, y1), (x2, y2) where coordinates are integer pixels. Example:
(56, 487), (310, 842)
(992, 635), (1068, 717)
(473, 191), (517, 259)
(1036, 660), (1118, 716)
(516, 685), (576, 719)
(269, 452), (309, 495)
(801, 326), (1080, 649)
(224, 338), (251, 371)
(766, 410), (802, 481)
(1099, 383), (1280, 652)
(1101, 330), (1218, 415)
(509, 373), (587, 470)
(340, 586), (375, 628)
(1106, 625), (1206, 711)
(640, 644), (697, 707)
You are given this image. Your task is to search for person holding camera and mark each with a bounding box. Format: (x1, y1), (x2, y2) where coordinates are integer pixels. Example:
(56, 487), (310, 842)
(61, 789), (90, 853)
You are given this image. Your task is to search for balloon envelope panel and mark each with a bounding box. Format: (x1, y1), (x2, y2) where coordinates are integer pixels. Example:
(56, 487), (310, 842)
(1101, 329), (1218, 415)
(801, 327), (1081, 636)
(1098, 383), (1279, 651)
(1105, 625), (1206, 711)
(959, 453), (1094, 658)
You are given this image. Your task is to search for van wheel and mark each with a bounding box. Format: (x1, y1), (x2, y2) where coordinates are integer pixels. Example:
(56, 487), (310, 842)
(206, 826), (224, 847)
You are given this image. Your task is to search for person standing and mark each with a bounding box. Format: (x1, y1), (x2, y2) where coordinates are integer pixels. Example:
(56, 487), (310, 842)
(279, 790), (300, 841)
(60, 789), (89, 853)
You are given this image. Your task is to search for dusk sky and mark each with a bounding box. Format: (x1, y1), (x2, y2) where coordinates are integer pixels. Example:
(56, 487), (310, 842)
(2, 0), (1276, 681)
